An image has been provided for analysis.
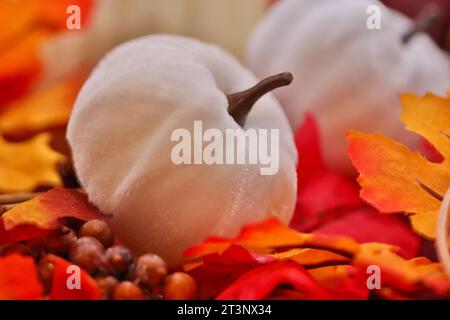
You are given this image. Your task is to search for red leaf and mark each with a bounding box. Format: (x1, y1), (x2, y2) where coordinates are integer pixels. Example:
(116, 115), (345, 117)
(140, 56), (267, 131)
(187, 245), (275, 299)
(47, 254), (100, 300)
(316, 208), (421, 259)
(216, 261), (331, 300)
(291, 171), (362, 232)
(295, 113), (326, 186)
(0, 254), (43, 300)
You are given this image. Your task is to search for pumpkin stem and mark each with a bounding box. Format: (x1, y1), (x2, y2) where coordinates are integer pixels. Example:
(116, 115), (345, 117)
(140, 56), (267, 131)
(402, 4), (441, 44)
(227, 72), (293, 127)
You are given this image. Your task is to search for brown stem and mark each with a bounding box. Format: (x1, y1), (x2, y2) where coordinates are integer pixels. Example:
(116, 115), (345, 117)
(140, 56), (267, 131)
(402, 4), (442, 44)
(227, 72), (293, 127)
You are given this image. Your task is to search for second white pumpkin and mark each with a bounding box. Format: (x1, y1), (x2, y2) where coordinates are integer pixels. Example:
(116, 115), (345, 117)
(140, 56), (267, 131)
(247, 0), (450, 172)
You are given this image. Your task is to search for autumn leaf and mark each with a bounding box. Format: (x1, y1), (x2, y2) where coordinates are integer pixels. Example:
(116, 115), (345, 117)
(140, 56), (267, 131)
(0, 30), (50, 107)
(308, 265), (369, 299)
(348, 93), (450, 239)
(186, 245), (275, 299)
(353, 243), (450, 298)
(0, 81), (80, 136)
(271, 248), (349, 268)
(0, 188), (109, 244)
(0, 132), (64, 192)
(184, 218), (360, 259)
(0, 0), (37, 49)
(47, 254), (101, 300)
(216, 261), (331, 300)
(185, 244), (350, 299)
(0, 254), (43, 300)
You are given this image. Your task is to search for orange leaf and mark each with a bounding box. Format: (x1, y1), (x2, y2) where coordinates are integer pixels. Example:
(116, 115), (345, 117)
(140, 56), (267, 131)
(47, 254), (100, 300)
(0, 81), (80, 136)
(272, 248), (349, 268)
(184, 218), (359, 259)
(0, 188), (109, 244)
(0, 132), (64, 192)
(216, 261), (331, 300)
(353, 243), (450, 297)
(0, 0), (38, 49)
(0, 254), (43, 300)
(308, 265), (369, 299)
(348, 93), (450, 239)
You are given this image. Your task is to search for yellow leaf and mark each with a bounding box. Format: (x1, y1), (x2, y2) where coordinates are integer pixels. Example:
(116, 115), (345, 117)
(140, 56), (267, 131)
(348, 93), (450, 239)
(0, 133), (65, 192)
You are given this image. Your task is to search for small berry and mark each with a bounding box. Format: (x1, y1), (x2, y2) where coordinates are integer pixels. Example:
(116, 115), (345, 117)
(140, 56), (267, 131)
(38, 256), (55, 293)
(96, 276), (119, 300)
(164, 272), (197, 300)
(46, 229), (77, 256)
(135, 253), (168, 288)
(69, 236), (104, 274)
(79, 220), (115, 248)
(104, 246), (134, 277)
(113, 281), (144, 300)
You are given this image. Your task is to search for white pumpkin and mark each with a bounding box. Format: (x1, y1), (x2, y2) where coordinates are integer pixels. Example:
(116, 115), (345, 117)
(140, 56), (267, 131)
(67, 35), (297, 265)
(247, 0), (450, 172)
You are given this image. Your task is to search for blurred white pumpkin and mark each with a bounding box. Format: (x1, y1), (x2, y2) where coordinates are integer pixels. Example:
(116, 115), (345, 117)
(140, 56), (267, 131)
(247, 0), (450, 172)
(41, 0), (267, 83)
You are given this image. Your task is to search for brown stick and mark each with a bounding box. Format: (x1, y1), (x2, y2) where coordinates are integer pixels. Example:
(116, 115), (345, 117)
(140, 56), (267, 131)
(0, 192), (43, 205)
(227, 72), (293, 127)
(402, 4), (442, 44)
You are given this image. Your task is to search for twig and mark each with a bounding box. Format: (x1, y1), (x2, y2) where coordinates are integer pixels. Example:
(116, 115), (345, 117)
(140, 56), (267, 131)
(0, 192), (43, 205)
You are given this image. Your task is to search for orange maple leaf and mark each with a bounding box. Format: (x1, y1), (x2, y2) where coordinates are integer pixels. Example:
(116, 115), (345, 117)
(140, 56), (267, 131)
(348, 93), (450, 240)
